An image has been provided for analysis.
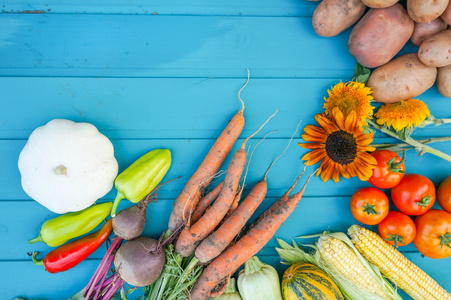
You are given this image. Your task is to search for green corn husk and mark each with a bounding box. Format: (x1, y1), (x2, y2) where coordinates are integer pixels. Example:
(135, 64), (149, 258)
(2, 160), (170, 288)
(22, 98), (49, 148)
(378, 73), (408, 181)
(276, 232), (402, 300)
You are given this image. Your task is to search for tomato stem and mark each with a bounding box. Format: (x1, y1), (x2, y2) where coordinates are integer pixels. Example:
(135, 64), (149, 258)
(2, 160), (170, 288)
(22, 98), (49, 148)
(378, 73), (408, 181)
(388, 150), (405, 173)
(362, 203), (379, 215)
(417, 196), (432, 208)
(383, 234), (405, 248)
(441, 232), (451, 249)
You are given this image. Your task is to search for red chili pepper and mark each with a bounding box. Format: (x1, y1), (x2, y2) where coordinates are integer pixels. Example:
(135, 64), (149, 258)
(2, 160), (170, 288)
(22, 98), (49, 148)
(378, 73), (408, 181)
(32, 219), (113, 273)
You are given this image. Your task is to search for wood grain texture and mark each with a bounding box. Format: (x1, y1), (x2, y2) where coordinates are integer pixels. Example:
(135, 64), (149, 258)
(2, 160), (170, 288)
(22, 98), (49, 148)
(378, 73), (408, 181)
(2, 1), (451, 299)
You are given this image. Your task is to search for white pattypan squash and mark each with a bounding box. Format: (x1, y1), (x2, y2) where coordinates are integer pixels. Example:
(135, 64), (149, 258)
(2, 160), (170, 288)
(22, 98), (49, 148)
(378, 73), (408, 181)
(18, 119), (119, 214)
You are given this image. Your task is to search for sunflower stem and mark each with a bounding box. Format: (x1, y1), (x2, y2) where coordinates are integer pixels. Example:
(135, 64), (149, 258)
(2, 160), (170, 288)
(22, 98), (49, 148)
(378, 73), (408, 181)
(419, 116), (451, 127)
(372, 136), (451, 151)
(368, 119), (451, 163)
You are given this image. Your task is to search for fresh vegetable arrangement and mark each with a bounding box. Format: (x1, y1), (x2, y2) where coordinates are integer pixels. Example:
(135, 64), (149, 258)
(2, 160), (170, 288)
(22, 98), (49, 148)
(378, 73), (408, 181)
(15, 4), (451, 298)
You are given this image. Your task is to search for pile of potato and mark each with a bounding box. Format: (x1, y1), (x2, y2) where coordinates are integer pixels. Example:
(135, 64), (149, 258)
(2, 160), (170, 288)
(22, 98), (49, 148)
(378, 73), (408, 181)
(311, 0), (451, 102)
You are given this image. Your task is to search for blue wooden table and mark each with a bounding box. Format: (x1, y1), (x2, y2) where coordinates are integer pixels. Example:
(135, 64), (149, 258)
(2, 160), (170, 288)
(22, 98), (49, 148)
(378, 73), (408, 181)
(1, 1), (451, 299)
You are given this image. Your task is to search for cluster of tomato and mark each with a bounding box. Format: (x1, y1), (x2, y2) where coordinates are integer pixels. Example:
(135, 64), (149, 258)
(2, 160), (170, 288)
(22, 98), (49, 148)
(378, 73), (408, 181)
(350, 150), (451, 259)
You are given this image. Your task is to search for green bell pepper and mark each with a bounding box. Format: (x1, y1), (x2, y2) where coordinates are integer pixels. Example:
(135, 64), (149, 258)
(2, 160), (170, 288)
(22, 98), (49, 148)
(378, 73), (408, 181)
(111, 148), (171, 217)
(28, 202), (112, 247)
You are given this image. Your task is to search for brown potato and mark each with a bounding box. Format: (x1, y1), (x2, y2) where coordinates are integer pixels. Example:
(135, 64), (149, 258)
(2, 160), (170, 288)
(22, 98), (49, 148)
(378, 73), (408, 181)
(348, 5), (414, 68)
(418, 29), (451, 67)
(361, 0), (399, 8)
(367, 53), (437, 103)
(441, 1), (451, 24)
(437, 65), (451, 97)
(407, 0), (449, 23)
(411, 18), (448, 46)
(312, 0), (366, 37)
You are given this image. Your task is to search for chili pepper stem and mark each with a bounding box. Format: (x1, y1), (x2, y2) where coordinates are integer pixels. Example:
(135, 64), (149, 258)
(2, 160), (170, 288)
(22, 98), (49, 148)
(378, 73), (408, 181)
(32, 252), (44, 266)
(111, 191), (125, 217)
(28, 235), (43, 244)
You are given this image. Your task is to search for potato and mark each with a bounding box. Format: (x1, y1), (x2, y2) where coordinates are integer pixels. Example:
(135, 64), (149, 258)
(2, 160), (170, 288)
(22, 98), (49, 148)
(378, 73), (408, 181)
(361, 0), (399, 8)
(407, 0), (449, 23)
(411, 18), (448, 46)
(418, 29), (451, 67)
(441, 1), (451, 24)
(437, 65), (451, 97)
(348, 5), (414, 68)
(367, 53), (437, 103)
(312, 0), (366, 37)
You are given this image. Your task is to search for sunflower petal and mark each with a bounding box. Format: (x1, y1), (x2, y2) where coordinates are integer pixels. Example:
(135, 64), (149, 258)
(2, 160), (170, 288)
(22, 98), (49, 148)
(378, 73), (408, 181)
(355, 133), (374, 146)
(332, 107), (345, 130)
(299, 142), (325, 150)
(315, 114), (338, 133)
(344, 110), (358, 132)
(358, 152), (378, 166)
(302, 133), (327, 143)
(346, 163), (357, 177)
(320, 159), (335, 182)
(303, 125), (328, 139)
(339, 164), (351, 179)
(301, 149), (327, 166)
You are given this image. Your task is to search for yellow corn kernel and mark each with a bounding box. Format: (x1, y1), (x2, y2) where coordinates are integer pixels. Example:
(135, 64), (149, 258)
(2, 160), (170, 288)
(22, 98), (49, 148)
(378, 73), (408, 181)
(317, 236), (390, 299)
(348, 225), (451, 300)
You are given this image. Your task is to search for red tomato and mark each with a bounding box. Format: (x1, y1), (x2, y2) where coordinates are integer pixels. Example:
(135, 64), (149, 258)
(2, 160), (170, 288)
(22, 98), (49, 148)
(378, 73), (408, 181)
(391, 174), (436, 216)
(368, 150), (405, 189)
(350, 187), (389, 225)
(378, 211), (416, 248)
(437, 176), (451, 213)
(413, 209), (451, 259)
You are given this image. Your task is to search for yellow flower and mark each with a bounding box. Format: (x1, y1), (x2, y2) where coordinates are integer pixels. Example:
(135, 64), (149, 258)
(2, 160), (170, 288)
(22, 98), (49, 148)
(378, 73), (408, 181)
(323, 82), (374, 127)
(299, 107), (377, 183)
(375, 99), (431, 131)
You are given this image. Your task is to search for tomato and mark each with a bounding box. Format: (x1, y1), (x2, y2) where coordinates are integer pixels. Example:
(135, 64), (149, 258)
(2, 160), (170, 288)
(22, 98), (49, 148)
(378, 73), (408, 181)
(350, 187), (389, 225)
(437, 176), (451, 213)
(413, 209), (451, 259)
(368, 150), (405, 189)
(378, 211), (416, 248)
(391, 173), (436, 216)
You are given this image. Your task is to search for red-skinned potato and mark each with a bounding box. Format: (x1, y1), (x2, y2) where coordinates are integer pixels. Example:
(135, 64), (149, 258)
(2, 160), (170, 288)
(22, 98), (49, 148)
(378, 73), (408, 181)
(442, 1), (451, 24)
(437, 65), (451, 97)
(408, 0), (449, 24)
(411, 18), (448, 46)
(348, 4), (414, 68)
(361, 0), (399, 8)
(418, 29), (451, 67)
(367, 53), (437, 103)
(312, 0), (366, 37)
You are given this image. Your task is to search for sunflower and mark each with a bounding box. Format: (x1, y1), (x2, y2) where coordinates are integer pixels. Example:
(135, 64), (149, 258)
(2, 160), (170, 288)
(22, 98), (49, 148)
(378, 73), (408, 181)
(375, 99), (431, 131)
(299, 107), (377, 183)
(323, 81), (374, 127)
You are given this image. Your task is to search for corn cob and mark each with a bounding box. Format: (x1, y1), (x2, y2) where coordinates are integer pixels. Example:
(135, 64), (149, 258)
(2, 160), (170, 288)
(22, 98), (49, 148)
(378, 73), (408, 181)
(317, 235), (390, 299)
(348, 225), (451, 300)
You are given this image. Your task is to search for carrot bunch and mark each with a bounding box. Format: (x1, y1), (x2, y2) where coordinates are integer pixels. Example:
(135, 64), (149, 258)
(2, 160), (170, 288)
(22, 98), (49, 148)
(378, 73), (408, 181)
(164, 71), (313, 300)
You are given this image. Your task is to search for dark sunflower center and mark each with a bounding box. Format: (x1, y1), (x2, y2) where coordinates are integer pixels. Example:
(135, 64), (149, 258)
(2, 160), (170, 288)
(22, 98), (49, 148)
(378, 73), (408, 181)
(325, 130), (357, 164)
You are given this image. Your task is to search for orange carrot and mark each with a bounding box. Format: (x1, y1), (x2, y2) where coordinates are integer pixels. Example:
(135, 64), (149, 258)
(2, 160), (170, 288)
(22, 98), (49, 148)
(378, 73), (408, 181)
(175, 144), (247, 257)
(195, 178), (267, 263)
(190, 181), (224, 225)
(189, 171), (314, 300)
(175, 111), (278, 257)
(168, 72), (250, 232)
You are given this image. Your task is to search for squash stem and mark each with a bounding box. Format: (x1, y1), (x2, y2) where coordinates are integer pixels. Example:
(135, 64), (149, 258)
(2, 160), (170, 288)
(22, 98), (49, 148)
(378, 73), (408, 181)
(28, 234), (43, 244)
(111, 191), (125, 217)
(32, 252), (44, 266)
(244, 256), (264, 276)
(224, 278), (238, 294)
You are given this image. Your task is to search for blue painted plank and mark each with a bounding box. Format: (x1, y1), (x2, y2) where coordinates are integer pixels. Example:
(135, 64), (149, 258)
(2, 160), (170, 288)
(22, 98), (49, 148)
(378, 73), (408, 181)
(1, 78), (450, 140)
(0, 14), (357, 78)
(1, 0), (317, 16)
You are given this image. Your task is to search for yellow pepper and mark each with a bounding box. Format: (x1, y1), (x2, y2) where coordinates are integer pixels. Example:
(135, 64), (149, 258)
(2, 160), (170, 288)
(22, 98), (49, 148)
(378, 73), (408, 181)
(111, 149), (171, 217)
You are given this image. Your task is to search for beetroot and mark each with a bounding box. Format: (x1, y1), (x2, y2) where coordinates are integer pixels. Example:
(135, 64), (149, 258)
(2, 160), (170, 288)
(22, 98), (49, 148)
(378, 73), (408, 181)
(115, 237), (165, 287)
(112, 204), (148, 240)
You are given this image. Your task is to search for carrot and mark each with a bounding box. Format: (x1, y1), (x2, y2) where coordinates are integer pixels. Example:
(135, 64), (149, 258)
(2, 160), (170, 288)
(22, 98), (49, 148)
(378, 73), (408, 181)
(175, 143), (247, 257)
(195, 179), (267, 263)
(189, 171), (315, 300)
(168, 70), (250, 232)
(189, 181), (224, 225)
(175, 111), (278, 257)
